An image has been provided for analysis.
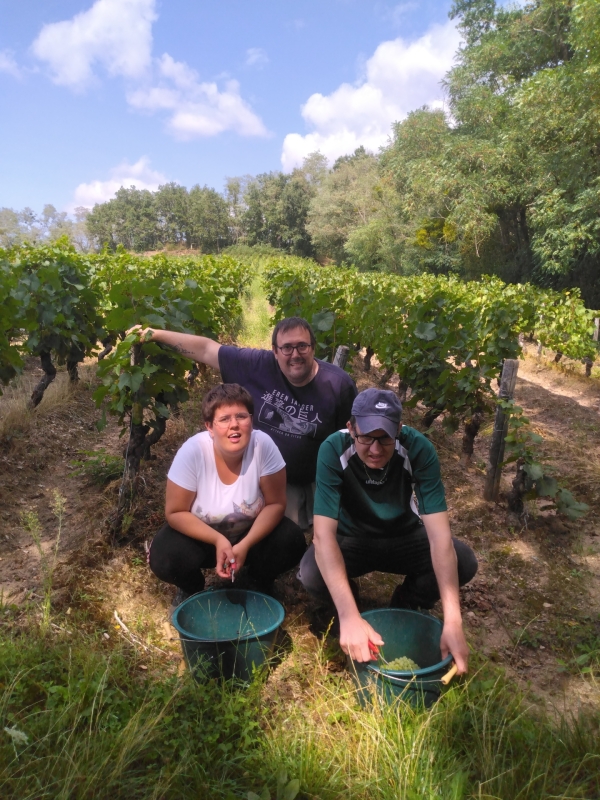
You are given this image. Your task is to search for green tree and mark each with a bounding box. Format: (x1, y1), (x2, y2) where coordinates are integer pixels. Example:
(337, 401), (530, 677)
(187, 185), (231, 252)
(225, 176), (249, 244)
(86, 187), (159, 252)
(307, 148), (399, 270)
(154, 183), (190, 248)
(374, 0), (600, 300)
(242, 166), (316, 257)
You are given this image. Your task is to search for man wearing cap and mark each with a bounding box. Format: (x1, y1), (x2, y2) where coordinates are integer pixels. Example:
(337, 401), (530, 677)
(297, 388), (478, 673)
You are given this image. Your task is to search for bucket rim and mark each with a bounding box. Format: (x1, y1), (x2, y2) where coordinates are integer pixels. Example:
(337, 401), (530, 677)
(366, 656), (452, 679)
(360, 607), (442, 625)
(358, 607), (453, 677)
(171, 588), (285, 643)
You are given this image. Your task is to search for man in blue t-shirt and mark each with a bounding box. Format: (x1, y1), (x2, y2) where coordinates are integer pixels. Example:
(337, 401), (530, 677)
(297, 388), (477, 672)
(135, 317), (357, 529)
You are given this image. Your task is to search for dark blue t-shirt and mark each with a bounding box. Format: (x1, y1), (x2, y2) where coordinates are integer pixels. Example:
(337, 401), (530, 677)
(218, 346), (357, 485)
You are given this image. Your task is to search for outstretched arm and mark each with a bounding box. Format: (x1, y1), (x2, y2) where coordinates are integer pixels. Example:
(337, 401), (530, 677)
(313, 515), (383, 662)
(130, 326), (221, 371)
(421, 511), (469, 674)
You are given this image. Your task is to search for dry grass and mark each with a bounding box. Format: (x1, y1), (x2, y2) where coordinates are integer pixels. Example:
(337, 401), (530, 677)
(0, 359), (98, 442)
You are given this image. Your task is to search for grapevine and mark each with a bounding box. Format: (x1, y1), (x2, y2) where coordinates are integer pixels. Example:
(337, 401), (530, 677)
(7, 240), (104, 406)
(90, 250), (252, 535)
(262, 257), (598, 462)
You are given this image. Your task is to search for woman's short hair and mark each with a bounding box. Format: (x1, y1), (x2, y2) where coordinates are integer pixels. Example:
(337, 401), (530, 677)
(271, 316), (316, 348)
(202, 383), (254, 424)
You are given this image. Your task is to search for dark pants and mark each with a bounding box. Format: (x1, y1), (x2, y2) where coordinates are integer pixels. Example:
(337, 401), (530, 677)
(149, 517), (307, 594)
(297, 525), (478, 609)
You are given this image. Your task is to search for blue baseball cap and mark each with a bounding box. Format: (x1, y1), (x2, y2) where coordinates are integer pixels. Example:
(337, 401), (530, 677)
(351, 388), (402, 439)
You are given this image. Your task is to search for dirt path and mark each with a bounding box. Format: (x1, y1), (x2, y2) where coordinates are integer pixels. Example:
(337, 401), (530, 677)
(0, 367), (107, 603)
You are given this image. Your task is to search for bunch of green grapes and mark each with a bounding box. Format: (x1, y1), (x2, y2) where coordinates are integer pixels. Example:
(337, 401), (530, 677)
(380, 655), (420, 671)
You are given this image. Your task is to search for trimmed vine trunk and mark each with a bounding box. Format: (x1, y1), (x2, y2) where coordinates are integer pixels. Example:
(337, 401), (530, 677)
(112, 377), (171, 539)
(507, 458), (528, 514)
(29, 352), (57, 408)
(554, 351), (563, 363)
(460, 410), (484, 465)
(66, 359), (79, 382)
(142, 393), (169, 456)
(363, 346), (374, 372)
(112, 344), (145, 539)
(422, 408), (442, 428)
(378, 366), (394, 386)
(112, 412), (148, 540)
(397, 378), (408, 403)
(582, 356), (593, 377)
(187, 362), (200, 386)
(98, 336), (114, 360)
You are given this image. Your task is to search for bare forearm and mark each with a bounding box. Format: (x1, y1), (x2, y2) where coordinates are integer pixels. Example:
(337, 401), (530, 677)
(430, 538), (462, 622)
(166, 510), (221, 545)
(313, 515), (384, 661)
(313, 518), (359, 621)
(144, 329), (220, 368)
(422, 511), (469, 672)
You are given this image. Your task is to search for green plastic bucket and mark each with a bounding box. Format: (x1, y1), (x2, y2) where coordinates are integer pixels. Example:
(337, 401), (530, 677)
(171, 588), (285, 682)
(348, 609), (453, 708)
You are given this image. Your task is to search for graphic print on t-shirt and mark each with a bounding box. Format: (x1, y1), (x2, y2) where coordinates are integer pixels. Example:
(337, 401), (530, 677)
(258, 389), (323, 438)
(194, 495), (264, 539)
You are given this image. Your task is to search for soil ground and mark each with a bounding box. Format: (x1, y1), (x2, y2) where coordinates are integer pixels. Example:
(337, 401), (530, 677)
(1, 343), (599, 715)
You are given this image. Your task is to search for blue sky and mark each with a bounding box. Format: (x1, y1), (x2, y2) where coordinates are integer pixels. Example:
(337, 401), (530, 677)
(0, 0), (461, 213)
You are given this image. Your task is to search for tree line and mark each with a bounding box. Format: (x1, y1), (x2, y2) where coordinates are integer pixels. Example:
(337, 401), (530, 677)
(2, 0), (599, 306)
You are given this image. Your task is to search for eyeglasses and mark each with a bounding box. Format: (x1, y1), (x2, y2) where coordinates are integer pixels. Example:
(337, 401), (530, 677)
(352, 432), (395, 446)
(213, 412), (252, 427)
(275, 342), (312, 356)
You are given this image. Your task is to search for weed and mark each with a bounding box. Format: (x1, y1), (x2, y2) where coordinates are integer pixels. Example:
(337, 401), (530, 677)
(20, 491), (65, 630)
(553, 613), (600, 675)
(70, 448), (124, 485)
(513, 625), (545, 650)
(245, 769), (300, 800)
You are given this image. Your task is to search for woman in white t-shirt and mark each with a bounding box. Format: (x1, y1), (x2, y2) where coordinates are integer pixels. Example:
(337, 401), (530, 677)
(149, 383), (306, 600)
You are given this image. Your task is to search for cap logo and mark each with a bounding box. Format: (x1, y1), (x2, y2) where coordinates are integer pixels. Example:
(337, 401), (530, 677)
(375, 402), (389, 409)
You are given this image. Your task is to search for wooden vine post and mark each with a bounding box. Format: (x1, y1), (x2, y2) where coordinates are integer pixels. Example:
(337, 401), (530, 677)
(333, 345), (349, 369)
(582, 317), (599, 377)
(483, 359), (519, 502)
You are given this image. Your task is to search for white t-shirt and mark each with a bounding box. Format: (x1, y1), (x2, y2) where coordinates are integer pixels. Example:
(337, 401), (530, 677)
(167, 429), (285, 542)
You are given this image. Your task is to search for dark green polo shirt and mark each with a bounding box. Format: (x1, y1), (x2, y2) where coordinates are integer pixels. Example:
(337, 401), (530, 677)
(313, 426), (447, 538)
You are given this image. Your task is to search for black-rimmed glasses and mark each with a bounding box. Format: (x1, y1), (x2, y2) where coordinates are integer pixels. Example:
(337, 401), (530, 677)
(352, 432), (395, 446)
(275, 342), (313, 356)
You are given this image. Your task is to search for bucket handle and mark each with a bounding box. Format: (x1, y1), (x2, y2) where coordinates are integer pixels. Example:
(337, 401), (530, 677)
(440, 662), (457, 686)
(365, 661), (457, 686)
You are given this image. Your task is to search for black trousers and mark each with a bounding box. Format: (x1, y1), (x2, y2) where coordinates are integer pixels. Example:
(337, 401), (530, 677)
(297, 525), (478, 609)
(149, 517), (307, 594)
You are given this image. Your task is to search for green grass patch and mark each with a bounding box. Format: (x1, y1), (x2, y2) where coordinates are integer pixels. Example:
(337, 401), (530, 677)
(238, 273), (273, 351)
(1, 612), (599, 799)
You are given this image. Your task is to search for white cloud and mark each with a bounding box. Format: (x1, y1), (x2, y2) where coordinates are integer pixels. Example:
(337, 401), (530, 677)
(30, 0), (267, 139)
(245, 47), (269, 68)
(0, 50), (22, 79)
(281, 20), (460, 170)
(128, 54), (268, 139)
(31, 0), (157, 90)
(71, 156), (168, 209)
